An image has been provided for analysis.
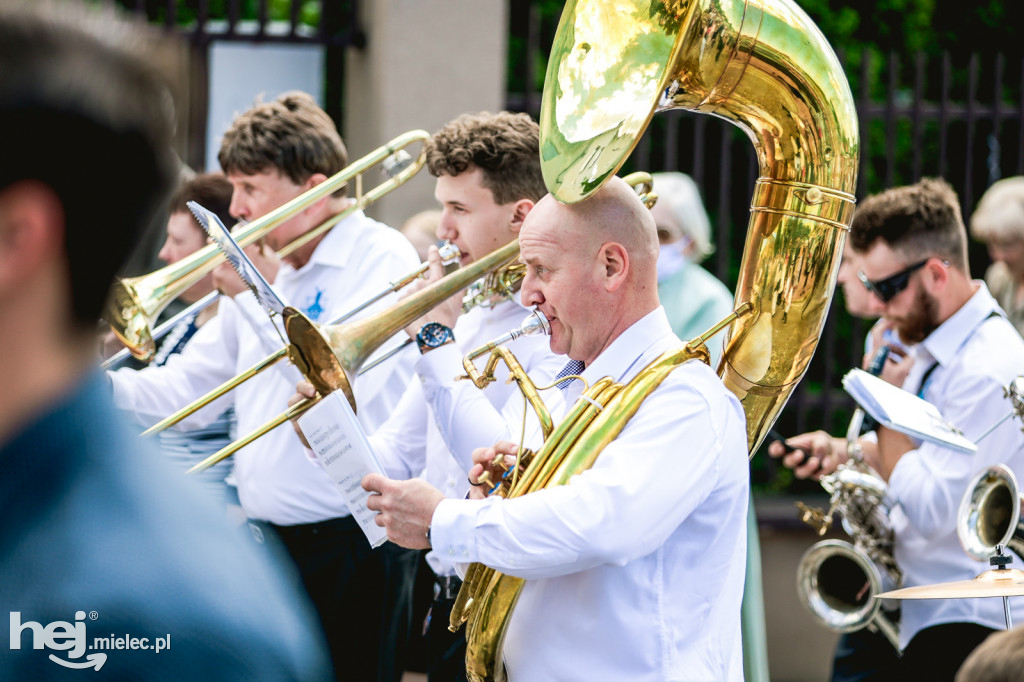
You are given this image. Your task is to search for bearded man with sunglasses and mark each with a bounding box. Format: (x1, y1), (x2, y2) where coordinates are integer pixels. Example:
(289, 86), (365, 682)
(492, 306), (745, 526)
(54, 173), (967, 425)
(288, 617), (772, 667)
(775, 178), (1024, 681)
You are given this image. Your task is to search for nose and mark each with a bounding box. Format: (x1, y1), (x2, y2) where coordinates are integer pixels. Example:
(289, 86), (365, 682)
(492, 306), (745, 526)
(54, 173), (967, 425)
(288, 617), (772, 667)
(157, 237), (173, 264)
(521, 270), (543, 308)
(865, 295), (886, 317)
(229, 193), (248, 222)
(436, 210), (457, 241)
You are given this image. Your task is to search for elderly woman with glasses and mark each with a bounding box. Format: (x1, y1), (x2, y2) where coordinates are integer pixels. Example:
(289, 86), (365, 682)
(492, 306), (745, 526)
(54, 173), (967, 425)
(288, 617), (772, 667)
(970, 176), (1024, 338)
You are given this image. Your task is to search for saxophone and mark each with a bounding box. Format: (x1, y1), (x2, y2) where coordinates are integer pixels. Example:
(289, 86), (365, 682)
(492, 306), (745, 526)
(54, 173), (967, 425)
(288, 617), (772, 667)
(794, 347), (901, 648)
(795, 458), (902, 648)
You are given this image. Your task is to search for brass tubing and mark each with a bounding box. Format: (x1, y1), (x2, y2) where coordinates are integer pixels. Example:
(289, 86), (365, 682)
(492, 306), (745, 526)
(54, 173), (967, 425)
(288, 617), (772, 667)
(186, 397), (315, 474)
(141, 346), (290, 436)
(172, 240), (521, 468)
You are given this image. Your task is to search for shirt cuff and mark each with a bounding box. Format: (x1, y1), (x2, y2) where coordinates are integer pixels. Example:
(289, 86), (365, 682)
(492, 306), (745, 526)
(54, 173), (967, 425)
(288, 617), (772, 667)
(430, 497), (480, 564)
(415, 342), (465, 388)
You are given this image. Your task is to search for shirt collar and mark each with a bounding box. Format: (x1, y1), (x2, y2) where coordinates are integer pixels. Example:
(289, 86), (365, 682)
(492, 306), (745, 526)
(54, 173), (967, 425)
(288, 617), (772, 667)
(579, 307), (675, 384)
(921, 281), (1003, 366)
(286, 205), (365, 275)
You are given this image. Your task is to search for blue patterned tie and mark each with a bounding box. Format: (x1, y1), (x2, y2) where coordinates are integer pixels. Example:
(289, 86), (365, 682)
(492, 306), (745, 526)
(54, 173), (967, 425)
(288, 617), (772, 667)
(554, 359), (585, 391)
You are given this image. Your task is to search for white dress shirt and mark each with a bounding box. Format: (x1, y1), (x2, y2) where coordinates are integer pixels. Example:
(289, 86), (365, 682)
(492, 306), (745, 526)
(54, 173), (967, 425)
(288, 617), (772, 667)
(430, 307), (749, 681)
(370, 293), (564, 577)
(111, 210), (420, 525)
(888, 282), (1024, 647)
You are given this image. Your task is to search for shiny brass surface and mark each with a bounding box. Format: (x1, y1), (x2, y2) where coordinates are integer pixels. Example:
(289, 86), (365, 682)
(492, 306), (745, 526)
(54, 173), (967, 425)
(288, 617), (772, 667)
(958, 464), (1024, 561)
(539, 0), (859, 453)
(460, 262), (526, 314)
(104, 129), (430, 362)
(459, 312), (555, 441)
(184, 240), (523, 473)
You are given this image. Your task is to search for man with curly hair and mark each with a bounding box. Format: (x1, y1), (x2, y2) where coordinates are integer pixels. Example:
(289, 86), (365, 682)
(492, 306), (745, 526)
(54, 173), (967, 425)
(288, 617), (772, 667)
(296, 111), (565, 680)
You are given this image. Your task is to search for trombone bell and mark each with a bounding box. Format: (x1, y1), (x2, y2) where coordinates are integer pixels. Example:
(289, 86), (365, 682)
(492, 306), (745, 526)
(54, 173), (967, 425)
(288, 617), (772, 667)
(284, 308), (357, 410)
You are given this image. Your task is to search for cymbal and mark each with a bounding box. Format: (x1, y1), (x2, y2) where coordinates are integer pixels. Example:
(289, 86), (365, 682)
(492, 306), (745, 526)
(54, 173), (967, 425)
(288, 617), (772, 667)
(877, 568), (1024, 600)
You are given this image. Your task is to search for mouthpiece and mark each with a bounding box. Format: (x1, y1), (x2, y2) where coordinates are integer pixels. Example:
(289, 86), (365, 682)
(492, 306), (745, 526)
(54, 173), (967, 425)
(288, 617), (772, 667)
(509, 310), (550, 341)
(438, 241), (461, 266)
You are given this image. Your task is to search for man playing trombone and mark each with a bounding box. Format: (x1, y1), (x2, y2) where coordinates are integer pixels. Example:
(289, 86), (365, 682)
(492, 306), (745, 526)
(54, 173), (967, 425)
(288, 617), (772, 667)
(109, 92), (421, 682)
(362, 177), (751, 681)
(295, 111), (565, 681)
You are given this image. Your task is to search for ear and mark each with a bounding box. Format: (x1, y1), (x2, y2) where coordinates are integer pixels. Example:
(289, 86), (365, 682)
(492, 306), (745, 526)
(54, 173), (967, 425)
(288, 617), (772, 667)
(924, 257), (950, 292)
(508, 199), (535, 236)
(599, 241), (629, 292)
(0, 181), (64, 295)
(302, 172), (332, 214)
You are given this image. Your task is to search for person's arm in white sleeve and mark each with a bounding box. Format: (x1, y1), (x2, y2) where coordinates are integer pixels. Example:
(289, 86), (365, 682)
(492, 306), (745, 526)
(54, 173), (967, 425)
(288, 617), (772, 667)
(429, 373), (743, 580)
(336, 243), (420, 415)
(109, 300), (240, 431)
(366, 378), (430, 481)
(417, 336), (565, 471)
(886, 372), (1008, 538)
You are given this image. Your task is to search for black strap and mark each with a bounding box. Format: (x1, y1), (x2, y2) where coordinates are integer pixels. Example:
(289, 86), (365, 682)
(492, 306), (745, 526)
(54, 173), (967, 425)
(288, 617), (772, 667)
(916, 310), (1002, 399)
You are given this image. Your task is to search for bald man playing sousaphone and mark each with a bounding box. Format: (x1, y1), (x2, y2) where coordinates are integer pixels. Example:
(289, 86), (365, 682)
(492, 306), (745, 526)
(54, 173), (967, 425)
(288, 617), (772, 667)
(363, 176), (750, 681)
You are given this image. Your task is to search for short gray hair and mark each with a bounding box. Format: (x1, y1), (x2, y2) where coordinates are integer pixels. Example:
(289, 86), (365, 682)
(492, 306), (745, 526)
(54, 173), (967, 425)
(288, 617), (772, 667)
(970, 176), (1024, 244)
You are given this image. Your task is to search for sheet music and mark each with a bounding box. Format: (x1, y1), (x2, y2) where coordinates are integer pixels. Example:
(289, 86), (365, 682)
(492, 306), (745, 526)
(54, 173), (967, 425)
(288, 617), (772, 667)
(297, 391), (389, 548)
(842, 369), (977, 454)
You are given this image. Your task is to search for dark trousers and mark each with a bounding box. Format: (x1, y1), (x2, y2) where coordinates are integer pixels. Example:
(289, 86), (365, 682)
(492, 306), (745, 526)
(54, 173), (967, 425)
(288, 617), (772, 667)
(427, 575), (469, 682)
(831, 627), (900, 682)
(866, 622), (998, 682)
(253, 517), (418, 682)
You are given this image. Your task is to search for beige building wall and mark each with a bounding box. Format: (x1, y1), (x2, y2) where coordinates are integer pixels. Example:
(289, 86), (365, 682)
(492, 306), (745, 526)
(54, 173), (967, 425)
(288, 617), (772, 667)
(345, 1), (510, 231)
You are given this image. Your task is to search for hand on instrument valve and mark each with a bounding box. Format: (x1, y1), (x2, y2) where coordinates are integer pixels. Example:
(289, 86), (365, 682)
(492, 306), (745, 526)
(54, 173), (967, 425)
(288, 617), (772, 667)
(362, 474), (444, 550)
(468, 441), (521, 500)
(402, 244), (463, 339)
(767, 430), (845, 480)
(288, 379), (318, 450)
(864, 320), (913, 387)
(213, 240), (280, 298)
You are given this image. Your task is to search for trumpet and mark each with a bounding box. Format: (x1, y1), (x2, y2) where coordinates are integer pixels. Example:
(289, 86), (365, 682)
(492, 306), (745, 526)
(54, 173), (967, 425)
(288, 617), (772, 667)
(104, 129), (429, 363)
(182, 240), (524, 474)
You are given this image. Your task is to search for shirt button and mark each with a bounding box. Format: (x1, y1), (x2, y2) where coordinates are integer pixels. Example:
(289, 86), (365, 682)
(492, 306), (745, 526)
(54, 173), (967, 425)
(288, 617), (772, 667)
(447, 548), (455, 557)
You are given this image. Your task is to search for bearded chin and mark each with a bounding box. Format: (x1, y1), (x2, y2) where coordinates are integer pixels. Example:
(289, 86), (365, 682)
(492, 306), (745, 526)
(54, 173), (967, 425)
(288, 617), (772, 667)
(898, 288), (940, 344)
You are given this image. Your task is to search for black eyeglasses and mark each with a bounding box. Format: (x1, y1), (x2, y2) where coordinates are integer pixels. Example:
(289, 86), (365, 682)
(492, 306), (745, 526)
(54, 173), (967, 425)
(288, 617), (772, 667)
(857, 258), (946, 303)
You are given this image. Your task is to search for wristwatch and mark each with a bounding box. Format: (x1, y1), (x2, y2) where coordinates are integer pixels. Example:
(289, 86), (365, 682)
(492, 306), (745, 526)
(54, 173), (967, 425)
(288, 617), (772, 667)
(415, 322), (455, 354)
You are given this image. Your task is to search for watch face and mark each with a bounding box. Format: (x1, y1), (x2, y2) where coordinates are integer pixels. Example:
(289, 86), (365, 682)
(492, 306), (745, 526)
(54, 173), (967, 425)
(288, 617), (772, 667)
(419, 322), (452, 348)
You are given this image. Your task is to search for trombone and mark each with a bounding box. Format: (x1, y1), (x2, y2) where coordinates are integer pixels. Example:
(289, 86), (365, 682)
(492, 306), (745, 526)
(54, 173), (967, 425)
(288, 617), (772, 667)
(178, 240), (523, 473)
(142, 240), (462, 435)
(103, 129), (430, 364)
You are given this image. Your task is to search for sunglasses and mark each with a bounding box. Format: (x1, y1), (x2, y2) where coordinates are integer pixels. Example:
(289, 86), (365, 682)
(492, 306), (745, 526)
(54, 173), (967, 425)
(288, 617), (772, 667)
(857, 258), (947, 303)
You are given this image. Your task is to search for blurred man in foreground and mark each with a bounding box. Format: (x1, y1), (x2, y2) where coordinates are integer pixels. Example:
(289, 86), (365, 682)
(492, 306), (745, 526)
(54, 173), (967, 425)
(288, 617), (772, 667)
(0, 2), (328, 679)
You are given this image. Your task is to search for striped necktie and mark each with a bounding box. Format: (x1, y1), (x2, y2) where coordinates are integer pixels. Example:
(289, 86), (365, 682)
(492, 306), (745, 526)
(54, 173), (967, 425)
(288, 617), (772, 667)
(554, 359), (585, 391)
